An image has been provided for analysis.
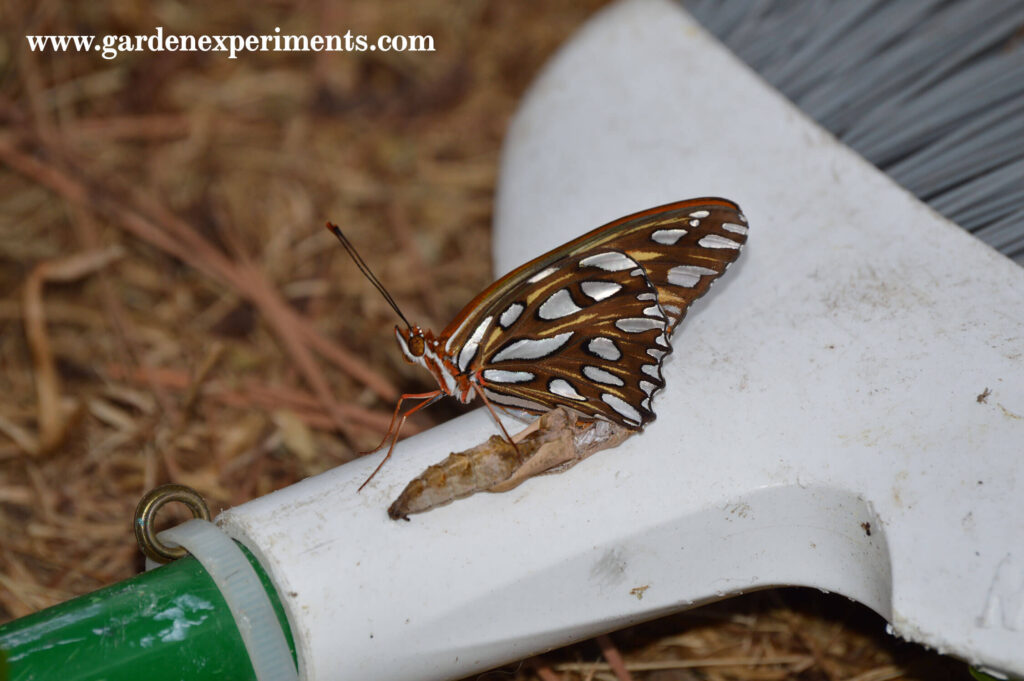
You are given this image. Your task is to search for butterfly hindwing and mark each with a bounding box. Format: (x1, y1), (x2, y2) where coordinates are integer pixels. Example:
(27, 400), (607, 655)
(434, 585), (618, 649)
(478, 251), (668, 426)
(621, 203), (748, 334)
(442, 198), (747, 429)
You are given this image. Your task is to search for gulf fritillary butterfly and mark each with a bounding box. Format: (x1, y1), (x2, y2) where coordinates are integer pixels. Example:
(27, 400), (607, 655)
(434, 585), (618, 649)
(328, 197), (747, 489)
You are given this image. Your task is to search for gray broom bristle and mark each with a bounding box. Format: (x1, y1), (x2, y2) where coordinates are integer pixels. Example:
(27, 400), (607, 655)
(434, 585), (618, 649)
(684, 0), (1024, 265)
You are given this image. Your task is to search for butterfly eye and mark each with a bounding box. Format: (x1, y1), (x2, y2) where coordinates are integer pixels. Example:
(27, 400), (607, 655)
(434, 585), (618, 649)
(408, 336), (425, 357)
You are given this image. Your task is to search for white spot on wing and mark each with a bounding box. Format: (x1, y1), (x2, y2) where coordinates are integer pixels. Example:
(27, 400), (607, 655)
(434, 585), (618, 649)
(642, 364), (661, 378)
(492, 331), (574, 363)
(647, 348), (666, 360)
(549, 378), (586, 401)
(699, 234), (741, 249)
(667, 265), (717, 288)
(579, 251), (636, 272)
(637, 292), (657, 301)
(484, 389), (548, 415)
(499, 303), (524, 329)
(615, 318), (664, 333)
(639, 380), (658, 395)
(722, 222), (748, 235)
(689, 210), (710, 218)
(601, 393), (642, 425)
(482, 369), (534, 383)
(527, 266), (558, 283)
(458, 315), (492, 371)
(651, 228), (687, 245)
(689, 219), (700, 227)
(580, 281), (622, 302)
(588, 337), (621, 361)
(642, 305), (664, 318)
(582, 366), (624, 387)
(538, 288), (583, 320)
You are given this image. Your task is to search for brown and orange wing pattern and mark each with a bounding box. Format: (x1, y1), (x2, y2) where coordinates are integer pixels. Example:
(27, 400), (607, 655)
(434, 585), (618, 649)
(440, 198), (748, 428)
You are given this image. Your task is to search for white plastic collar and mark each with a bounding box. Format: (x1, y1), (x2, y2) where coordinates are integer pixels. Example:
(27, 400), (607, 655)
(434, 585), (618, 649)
(148, 518), (298, 681)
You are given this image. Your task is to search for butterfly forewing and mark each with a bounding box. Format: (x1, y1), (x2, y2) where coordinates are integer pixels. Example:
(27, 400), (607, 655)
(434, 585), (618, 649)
(443, 198), (747, 429)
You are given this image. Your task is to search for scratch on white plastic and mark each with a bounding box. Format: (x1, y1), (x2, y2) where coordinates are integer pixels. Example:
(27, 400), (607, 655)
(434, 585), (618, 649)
(976, 554), (1024, 631)
(590, 548), (628, 587)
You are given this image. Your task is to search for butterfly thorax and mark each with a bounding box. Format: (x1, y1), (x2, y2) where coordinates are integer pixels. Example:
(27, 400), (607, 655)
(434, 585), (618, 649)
(395, 325), (475, 403)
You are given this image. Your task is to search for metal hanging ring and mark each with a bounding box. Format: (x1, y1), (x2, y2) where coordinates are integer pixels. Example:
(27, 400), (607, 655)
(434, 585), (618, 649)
(134, 483), (211, 564)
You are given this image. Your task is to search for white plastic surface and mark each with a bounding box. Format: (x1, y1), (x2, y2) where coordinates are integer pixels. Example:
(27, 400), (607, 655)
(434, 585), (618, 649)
(218, 1), (1024, 679)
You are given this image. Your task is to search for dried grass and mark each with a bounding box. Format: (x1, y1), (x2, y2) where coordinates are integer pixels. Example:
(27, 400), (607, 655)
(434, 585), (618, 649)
(0, 2), (965, 679)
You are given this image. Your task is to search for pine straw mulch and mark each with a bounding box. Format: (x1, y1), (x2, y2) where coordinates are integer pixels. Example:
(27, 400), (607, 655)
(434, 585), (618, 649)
(0, 2), (968, 680)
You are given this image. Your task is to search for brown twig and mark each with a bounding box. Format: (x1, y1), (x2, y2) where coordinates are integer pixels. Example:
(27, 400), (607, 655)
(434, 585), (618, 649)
(22, 247), (124, 454)
(596, 634), (635, 681)
(528, 656), (565, 681)
(66, 115), (191, 141)
(181, 343), (227, 418)
(68, 203), (178, 423)
(389, 201), (444, 323)
(0, 141), (398, 438)
(13, 11), (57, 147)
(102, 362), (410, 436)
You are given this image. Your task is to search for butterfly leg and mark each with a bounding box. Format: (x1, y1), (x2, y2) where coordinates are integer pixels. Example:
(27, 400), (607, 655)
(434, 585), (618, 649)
(472, 376), (521, 455)
(361, 390), (442, 455)
(358, 390), (442, 492)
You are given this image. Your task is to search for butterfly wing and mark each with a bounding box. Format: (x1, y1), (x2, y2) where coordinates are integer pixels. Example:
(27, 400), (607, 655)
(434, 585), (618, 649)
(441, 198), (748, 428)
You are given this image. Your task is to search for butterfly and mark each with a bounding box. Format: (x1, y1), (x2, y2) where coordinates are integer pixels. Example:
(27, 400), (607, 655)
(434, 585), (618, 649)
(328, 197), (748, 488)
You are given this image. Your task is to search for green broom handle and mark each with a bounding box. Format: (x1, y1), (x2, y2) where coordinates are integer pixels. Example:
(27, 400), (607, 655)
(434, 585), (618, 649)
(0, 546), (295, 681)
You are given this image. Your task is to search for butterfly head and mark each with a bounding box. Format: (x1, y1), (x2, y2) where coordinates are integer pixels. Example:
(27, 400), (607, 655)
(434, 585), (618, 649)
(395, 325), (429, 365)
(326, 223), (465, 399)
(394, 325), (466, 399)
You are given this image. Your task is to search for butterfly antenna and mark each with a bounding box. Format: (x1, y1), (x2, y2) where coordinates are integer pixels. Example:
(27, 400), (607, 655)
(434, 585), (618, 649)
(325, 222), (412, 329)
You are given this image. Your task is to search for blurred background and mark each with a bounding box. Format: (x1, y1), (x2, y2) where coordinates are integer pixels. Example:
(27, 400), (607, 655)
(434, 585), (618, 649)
(0, 2), (967, 679)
